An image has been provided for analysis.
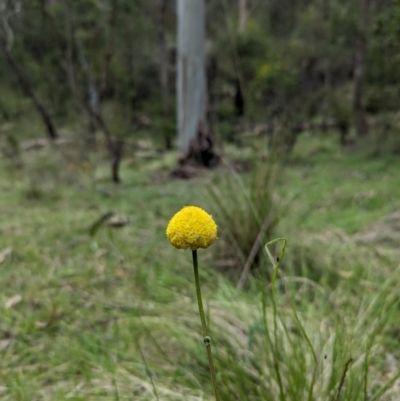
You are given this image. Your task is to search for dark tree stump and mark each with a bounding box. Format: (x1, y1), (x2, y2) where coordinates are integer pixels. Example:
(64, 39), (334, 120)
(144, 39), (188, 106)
(180, 118), (220, 168)
(171, 117), (220, 179)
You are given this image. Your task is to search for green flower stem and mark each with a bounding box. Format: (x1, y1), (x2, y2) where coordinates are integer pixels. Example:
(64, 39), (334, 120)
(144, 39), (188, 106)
(192, 250), (222, 401)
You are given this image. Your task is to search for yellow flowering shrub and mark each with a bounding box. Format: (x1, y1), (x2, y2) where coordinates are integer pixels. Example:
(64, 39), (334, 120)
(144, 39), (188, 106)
(166, 206), (217, 250)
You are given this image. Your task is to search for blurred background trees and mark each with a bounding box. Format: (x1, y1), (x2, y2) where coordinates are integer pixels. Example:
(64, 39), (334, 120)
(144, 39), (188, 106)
(1, 4), (400, 396)
(1, 0), (400, 180)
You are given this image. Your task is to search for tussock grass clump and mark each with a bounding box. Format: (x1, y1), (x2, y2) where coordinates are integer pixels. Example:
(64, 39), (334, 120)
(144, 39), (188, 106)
(207, 157), (280, 286)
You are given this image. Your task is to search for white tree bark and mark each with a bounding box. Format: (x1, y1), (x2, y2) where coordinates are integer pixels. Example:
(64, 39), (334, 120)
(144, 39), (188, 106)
(177, 0), (207, 153)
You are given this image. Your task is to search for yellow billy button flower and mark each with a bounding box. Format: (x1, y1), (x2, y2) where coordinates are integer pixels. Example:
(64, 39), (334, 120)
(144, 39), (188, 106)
(166, 206), (217, 250)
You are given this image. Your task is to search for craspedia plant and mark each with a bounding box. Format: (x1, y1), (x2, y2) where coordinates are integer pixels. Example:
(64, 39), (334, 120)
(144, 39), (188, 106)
(166, 206), (218, 250)
(166, 206), (221, 401)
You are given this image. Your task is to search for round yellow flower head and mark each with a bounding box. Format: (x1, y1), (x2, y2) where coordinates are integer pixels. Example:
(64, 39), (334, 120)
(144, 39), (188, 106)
(166, 206), (218, 250)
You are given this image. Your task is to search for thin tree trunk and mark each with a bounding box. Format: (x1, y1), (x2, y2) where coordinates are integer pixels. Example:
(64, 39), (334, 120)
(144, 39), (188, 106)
(64, 72), (122, 183)
(353, 0), (369, 138)
(111, 139), (123, 184)
(158, 0), (172, 149)
(0, 36), (58, 139)
(322, 0), (332, 120)
(61, 11), (122, 183)
(64, 0), (76, 94)
(65, 0), (100, 147)
(238, 0), (248, 33)
(101, 0), (118, 96)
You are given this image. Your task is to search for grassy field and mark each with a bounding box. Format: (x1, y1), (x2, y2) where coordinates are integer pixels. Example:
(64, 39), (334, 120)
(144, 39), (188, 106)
(0, 131), (399, 400)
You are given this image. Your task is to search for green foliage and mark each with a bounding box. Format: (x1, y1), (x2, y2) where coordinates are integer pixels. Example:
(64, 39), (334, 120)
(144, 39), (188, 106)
(0, 88), (31, 122)
(1, 0), (400, 156)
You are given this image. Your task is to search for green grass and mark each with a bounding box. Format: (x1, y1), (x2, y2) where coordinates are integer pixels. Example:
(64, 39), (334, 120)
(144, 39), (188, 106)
(285, 132), (400, 233)
(0, 132), (399, 400)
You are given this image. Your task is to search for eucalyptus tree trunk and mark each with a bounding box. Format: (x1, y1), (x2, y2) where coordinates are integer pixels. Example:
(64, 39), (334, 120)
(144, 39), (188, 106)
(176, 0), (207, 154)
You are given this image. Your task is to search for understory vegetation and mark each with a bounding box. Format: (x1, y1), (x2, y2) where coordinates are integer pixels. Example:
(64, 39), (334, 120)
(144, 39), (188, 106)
(1, 0), (400, 399)
(0, 129), (399, 400)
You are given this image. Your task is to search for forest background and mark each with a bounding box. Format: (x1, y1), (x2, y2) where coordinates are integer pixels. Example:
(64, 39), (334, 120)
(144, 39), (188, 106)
(1, 0), (400, 400)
